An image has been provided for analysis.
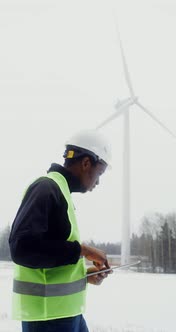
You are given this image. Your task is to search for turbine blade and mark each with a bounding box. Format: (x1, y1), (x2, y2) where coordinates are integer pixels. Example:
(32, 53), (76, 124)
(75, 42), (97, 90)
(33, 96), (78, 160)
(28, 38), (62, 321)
(113, 14), (135, 98)
(119, 37), (135, 98)
(136, 101), (176, 139)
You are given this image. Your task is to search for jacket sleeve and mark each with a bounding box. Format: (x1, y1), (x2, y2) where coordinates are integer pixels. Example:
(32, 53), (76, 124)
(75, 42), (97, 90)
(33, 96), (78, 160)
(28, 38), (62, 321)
(9, 179), (81, 269)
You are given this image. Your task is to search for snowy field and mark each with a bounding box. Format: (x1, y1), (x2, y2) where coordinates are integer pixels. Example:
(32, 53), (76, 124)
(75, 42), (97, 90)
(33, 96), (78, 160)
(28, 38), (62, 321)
(0, 262), (176, 332)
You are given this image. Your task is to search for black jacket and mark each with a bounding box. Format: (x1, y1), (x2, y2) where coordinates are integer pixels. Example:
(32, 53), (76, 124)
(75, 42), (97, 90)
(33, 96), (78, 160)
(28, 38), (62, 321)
(9, 164), (84, 269)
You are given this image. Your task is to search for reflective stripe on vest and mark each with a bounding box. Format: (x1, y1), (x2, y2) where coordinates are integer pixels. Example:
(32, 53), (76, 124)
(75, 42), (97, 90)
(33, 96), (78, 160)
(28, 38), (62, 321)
(12, 172), (87, 321)
(13, 277), (87, 297)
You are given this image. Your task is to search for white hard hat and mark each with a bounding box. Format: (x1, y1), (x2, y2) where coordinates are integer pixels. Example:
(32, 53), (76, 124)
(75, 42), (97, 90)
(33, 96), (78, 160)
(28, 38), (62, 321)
(65, 129), (111, 167)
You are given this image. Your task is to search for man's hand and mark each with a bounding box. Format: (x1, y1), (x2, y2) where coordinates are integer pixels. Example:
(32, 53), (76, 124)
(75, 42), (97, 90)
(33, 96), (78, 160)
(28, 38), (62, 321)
(81, 244), (110, 269)
(87, 266), (111, 285)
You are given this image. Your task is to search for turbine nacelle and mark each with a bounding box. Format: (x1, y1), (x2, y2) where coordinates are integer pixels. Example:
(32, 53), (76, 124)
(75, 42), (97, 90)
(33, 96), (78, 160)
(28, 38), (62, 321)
(114, 96), (138, 110)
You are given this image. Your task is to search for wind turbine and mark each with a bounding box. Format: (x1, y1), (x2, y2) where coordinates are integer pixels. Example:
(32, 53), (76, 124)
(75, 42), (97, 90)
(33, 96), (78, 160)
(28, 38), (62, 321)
(96, 27), (176, 265)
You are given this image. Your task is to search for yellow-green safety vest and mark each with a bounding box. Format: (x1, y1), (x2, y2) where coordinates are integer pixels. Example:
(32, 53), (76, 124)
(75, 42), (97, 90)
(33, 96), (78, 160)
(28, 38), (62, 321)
(12, 172), (87, 321)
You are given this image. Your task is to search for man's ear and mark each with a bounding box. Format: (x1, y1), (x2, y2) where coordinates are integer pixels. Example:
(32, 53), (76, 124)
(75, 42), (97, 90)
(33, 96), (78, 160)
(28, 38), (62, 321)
(81, 157), (92, 171)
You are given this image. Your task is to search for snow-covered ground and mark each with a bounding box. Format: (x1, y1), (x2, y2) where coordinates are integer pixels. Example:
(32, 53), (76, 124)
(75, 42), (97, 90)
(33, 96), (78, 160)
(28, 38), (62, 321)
(0, 261), (176, 332)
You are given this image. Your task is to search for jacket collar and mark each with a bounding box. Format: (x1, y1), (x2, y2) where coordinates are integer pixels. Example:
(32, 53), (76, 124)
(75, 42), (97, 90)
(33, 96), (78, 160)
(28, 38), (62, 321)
(47, 163), (84, 193)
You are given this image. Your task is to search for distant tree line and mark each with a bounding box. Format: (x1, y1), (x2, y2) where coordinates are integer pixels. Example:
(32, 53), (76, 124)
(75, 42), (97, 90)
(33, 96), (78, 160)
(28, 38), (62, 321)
(86, 212), (176, 273)
(131, 212), (176, 273)
(0, 225), (11, 261)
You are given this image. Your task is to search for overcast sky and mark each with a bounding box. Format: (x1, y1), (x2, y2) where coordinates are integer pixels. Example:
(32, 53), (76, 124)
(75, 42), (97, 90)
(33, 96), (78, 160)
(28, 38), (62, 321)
(0, 0), (176, 243)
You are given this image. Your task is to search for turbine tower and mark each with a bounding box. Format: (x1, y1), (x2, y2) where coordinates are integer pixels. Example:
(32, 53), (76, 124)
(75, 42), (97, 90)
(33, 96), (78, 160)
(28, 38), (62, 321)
(97, 28), (176, 265)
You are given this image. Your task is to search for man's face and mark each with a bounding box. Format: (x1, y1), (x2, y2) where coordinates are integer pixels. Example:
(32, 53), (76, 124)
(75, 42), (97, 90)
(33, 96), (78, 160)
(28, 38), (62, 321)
(80, 158), (107, 192)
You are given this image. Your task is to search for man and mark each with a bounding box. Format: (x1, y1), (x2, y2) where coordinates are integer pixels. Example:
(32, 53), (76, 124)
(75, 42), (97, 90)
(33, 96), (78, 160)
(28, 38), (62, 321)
(9, 129), (112, 332)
